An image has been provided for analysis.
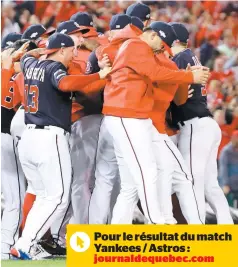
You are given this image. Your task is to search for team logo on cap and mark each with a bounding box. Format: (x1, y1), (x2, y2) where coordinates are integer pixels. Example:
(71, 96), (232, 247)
(116, 25), (120, 29)
(6, 41), (13, 46)
(30, 32), (39, 38)
(86, 61), (93, 74)
(61, 43), (66, 46)
(90, 21), (93, 26)
(146, 14), (150, 19)
(60, 29), (68, 34)
(74, 22), (80, 28)
(159, 30), (166, 38)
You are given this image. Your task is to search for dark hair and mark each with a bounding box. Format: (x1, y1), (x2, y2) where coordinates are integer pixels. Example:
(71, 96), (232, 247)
(225, 109), (233, 125)
(7, 39), (38, 54)
(143, 27), (153, 32)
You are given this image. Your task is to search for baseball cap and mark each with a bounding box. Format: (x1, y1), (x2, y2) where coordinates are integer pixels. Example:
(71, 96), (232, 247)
(126, 3), (151, 22)
(70, 12), (94, 27)
(22, 24), (47, 40)
(149, 21), (177, 47)
(43, 33), (75, 55)
(109, 14), (131, 30)
(56, 20), (90, 35)
(131, 16), (144, 31)
(1, 32), (22, 49)
(169, 22), (189, 43)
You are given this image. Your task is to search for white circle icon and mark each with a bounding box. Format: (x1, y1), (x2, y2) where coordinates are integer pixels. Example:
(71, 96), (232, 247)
(70, 232), (90, 252)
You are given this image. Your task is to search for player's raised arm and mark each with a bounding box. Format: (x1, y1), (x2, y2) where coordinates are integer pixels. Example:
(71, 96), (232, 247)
(117, 23), (209, 85)
(57, 67), (110, 92)
(24, 33), (111, 93)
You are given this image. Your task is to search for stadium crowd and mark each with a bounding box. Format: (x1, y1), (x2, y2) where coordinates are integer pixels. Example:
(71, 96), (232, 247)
(2, 0), (238, 205)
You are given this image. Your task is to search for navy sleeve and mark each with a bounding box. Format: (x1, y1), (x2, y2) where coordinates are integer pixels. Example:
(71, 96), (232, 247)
(20, 54), (38, 74)
(172, 54), (188, 70)
(85, 51), (100, 74)
(49, 62), (68, 89)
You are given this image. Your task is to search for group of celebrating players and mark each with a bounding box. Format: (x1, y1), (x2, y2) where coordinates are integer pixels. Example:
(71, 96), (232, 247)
(1, 2), (234, 261)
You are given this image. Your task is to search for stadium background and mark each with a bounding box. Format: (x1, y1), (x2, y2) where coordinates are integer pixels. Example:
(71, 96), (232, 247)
(1, 1), (238, 266)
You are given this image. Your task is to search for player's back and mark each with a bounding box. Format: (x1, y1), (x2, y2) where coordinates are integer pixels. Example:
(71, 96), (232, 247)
(21, 55), (72, 132)
(172, 48), (211, 124)
(1, 70), (22, 134)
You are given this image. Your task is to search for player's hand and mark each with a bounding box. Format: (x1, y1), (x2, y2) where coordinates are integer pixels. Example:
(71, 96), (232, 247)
(192, 68), (210, 85)
(222, 185), (230, 195)
(99, 66), (112, 79)
(98, 54), (111, 69)
(80, 39), (100, 51)
(187, 63), (209, 72)
(1, 48), (15, 69)
(26, 48), (45, 58)
(12, 41), (30, 61)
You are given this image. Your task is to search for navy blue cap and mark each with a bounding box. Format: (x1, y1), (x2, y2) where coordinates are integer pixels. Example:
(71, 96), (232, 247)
(56, 20), (89, 35)
(131, 16), (144, 31)
(126, 3), (151, 22)
(1, 32), (22, 49)
(22, 24), (47, 40)
(109, 14), (131, 30)
(44, 33), (74, 54)
(149, 21), (177, 47)
(70, 12), (93, 27)
(169, 22), (189, 43)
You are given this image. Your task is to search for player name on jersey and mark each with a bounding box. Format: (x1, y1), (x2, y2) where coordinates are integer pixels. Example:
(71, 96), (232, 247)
(25, 67), (45, 82)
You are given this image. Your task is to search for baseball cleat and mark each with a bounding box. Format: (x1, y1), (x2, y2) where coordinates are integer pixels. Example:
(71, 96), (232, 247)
(39, 238), (66, 256)
(10, 248), (32, 260)
(30, 244), (52, 260)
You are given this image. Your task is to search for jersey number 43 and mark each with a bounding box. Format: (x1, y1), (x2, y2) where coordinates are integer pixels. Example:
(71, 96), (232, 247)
(24, 85), (39, 113)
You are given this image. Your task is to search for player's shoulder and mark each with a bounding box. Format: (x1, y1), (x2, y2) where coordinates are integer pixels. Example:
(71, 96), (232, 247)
(43, 60), (67, 74)
(175, 49), (194, 60)
(121, 38), (151, 56)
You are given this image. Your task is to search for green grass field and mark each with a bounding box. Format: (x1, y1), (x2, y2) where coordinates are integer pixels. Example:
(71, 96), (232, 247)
(1, 259), (66, 267)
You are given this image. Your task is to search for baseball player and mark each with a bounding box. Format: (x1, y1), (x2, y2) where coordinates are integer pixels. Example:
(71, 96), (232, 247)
(10, 33), (110, 260)
(102, 24), (208, 224)
(150, 22), (203, 224)
(107, 22), (206, 225)
(10, 25), (55, 240)
(88, 15), (142, 224)
(1, 41), (27, 259)
(170, 23), (233, 224)
(66, 12), (109, 225)
(44, 20), (102, 250)
(1, 32), (22, 50)
(126, 2), (152, 27)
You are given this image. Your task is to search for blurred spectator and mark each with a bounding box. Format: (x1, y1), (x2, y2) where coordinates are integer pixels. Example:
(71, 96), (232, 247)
(200, 34), (219, 66)
(219, 130), (238, 206)
(217, 29), (236, 58)
(2, 2), (20, 37)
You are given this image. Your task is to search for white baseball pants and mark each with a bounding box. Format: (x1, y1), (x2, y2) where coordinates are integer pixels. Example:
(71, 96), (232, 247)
(10, 107), (26, 142)
(1, 133), (25, 259)
(15, 125), (72, 253)
(153, 133), (203, 224)
(104, 116), (165, 224)
(89, 118), (120, 224)
(178, 117), (233, 224)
